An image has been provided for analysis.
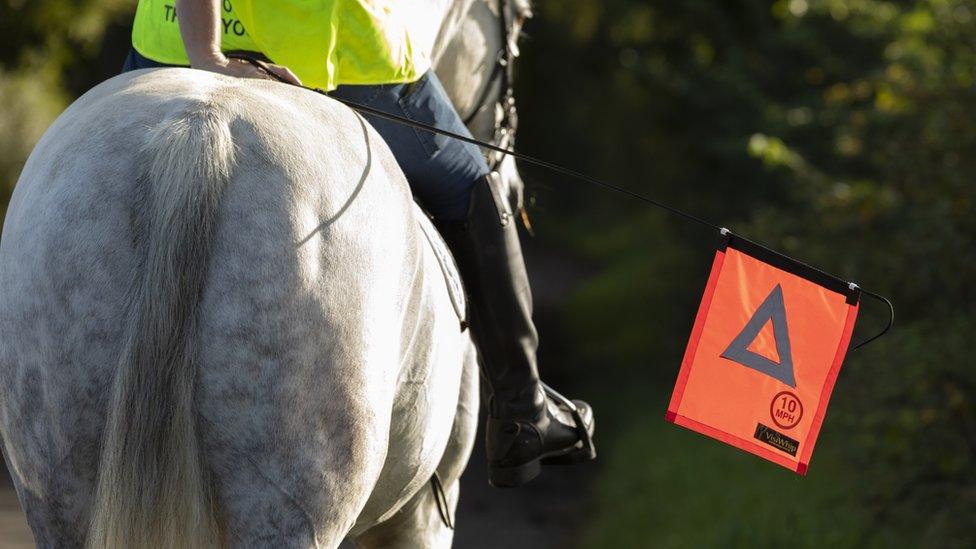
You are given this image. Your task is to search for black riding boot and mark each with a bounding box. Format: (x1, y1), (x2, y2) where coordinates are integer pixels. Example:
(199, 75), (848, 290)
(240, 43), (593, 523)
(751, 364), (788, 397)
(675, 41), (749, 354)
(435, 172), (596, 488)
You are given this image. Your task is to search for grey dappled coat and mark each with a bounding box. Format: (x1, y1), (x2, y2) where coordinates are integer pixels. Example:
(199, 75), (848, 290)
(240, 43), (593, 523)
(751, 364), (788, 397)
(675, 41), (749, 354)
(0, 68), (477, 548)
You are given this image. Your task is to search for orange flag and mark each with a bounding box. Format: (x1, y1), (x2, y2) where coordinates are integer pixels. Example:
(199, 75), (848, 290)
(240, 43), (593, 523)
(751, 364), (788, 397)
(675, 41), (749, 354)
(667, 230), (860, 474)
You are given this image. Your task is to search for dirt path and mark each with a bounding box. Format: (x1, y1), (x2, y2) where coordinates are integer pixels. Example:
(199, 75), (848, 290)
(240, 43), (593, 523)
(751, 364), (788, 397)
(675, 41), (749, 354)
(454, 423), (596, 548)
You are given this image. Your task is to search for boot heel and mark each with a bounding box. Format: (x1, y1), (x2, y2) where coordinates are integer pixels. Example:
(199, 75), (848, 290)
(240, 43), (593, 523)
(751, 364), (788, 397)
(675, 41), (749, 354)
(488, 457), (541, 488)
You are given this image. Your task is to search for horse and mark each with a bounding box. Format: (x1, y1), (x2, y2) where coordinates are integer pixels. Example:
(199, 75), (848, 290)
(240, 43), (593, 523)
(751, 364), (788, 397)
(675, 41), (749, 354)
(0, 0), (531, 546)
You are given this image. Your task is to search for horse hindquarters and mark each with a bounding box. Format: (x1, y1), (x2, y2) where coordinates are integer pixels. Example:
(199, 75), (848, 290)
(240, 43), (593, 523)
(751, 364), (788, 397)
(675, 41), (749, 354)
(1, 68), (469, 548)
(103, 74), (416, 547)
(96, 72), (457, 548)
(88, 95), (236, 549)
(187, 80), (422, 546)
(0, 72), (236, 548)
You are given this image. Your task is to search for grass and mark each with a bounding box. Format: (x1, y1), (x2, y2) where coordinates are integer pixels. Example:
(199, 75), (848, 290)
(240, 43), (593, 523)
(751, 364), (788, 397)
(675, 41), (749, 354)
(580, 398), (881, 549)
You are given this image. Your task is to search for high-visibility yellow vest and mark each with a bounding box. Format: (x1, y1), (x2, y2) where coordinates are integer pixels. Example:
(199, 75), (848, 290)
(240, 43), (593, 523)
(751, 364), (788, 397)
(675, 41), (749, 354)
(131, 0), (439, 90)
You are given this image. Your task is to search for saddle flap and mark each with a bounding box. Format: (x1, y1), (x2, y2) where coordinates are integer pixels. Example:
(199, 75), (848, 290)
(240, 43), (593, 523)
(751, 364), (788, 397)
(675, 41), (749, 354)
(415, 207), (467, 331)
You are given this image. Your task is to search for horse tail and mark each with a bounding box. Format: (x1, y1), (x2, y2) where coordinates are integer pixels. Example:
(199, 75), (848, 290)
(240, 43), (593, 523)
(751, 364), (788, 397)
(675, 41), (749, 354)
(88, 99), (235, 549)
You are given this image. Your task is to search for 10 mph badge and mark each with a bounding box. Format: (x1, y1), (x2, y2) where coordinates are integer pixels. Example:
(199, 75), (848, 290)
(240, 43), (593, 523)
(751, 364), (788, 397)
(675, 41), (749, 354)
(771, 391), (803, 429)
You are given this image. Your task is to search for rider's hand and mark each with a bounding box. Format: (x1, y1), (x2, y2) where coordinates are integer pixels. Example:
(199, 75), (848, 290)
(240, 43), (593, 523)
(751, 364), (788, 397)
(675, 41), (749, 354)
(193, 53), (303, 86)
(175, 0), (302, 86)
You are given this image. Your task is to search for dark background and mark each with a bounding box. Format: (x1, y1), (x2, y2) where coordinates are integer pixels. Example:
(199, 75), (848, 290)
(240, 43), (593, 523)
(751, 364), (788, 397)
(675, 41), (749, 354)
(1, 0), (973, 547)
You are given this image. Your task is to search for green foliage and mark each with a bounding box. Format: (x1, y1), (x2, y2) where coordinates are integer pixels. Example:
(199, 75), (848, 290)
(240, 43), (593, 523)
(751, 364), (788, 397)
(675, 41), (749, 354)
(0, 0), (130, 67)
(0, 65), (68, 218)
(517, 0), (974, 546)
(581, 400), (873, 549)
(0, 0), (132, 218)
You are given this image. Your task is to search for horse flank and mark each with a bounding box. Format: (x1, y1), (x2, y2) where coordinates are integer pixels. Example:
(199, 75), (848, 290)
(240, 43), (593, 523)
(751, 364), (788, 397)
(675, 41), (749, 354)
(87, 96), (234, 548)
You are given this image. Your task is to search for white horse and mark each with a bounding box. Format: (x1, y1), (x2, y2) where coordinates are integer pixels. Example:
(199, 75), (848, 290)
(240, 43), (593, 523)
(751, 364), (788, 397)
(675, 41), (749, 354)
(0, 0), (530, 547)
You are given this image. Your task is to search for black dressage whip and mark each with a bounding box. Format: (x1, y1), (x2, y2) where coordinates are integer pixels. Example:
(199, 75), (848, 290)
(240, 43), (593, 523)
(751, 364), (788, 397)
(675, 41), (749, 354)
(228, 53), (894, 351)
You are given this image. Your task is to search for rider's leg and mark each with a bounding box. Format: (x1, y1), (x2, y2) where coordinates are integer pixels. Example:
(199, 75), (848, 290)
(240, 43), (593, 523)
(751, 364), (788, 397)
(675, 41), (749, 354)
(433, 174), (595, 487)
(329, 73), (483, 221)
(330, 71), (595, 487)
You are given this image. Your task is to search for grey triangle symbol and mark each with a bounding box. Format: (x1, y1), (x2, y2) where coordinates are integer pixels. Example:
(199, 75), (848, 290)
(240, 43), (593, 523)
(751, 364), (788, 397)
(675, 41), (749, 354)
(720, 284), (796, 387)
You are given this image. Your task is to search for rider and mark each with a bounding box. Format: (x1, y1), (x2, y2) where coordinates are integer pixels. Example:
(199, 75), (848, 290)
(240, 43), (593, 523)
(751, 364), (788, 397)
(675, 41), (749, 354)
(121, 0), (595, 487)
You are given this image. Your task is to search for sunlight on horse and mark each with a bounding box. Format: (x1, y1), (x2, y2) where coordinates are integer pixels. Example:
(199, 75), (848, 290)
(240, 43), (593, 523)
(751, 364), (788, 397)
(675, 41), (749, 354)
(0, 1), (531, 546)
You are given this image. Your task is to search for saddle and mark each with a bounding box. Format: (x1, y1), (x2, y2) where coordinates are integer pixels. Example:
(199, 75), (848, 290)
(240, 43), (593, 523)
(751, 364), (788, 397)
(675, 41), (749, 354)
(415, 205), (468, 332)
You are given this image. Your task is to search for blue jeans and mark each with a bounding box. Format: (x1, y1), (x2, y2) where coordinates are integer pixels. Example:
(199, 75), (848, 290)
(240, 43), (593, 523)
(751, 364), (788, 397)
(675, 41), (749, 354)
(122, 49), (488, 220)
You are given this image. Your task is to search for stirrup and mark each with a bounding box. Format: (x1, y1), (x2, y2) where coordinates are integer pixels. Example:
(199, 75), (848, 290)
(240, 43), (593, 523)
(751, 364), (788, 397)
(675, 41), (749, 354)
(541, 381), (597, 462)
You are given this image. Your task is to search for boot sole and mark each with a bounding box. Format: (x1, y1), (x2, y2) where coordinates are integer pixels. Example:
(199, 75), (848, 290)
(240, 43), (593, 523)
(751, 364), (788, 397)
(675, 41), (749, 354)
(541, 442), (597, 465)
(489, 441), (597, 487)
